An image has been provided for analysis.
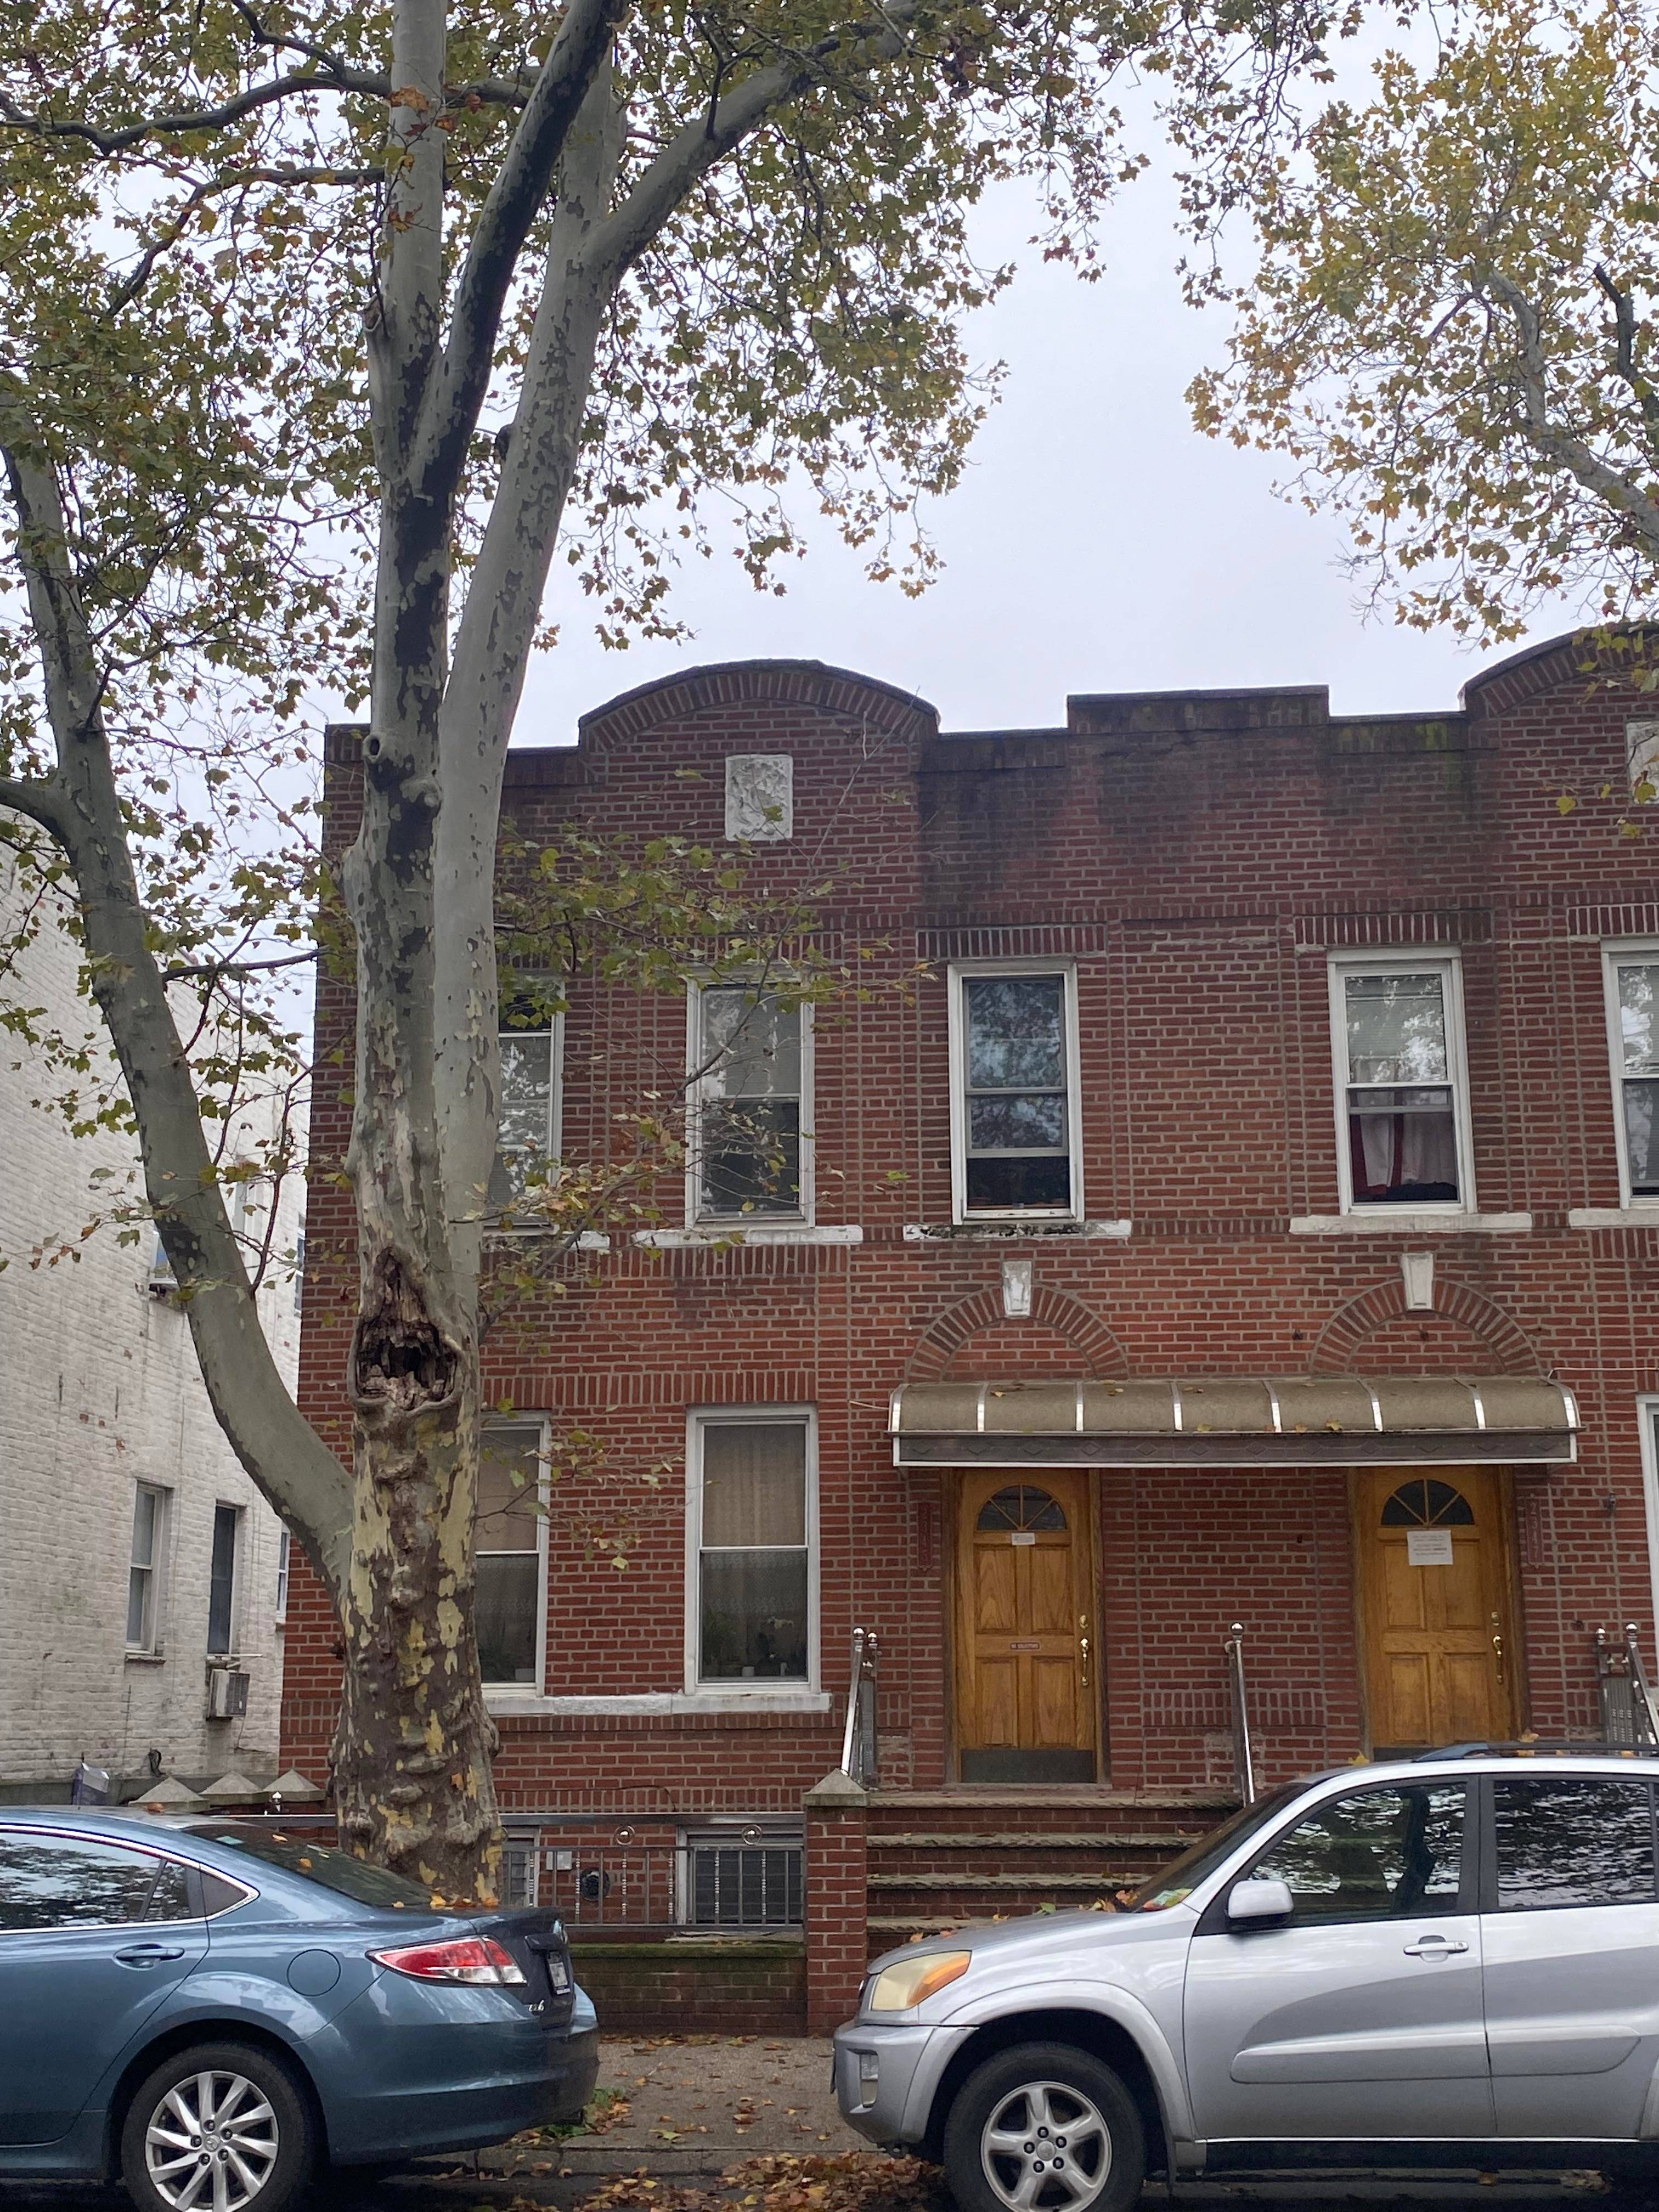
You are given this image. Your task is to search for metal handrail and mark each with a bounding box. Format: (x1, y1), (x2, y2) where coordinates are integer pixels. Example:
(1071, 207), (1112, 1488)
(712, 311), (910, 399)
(1594, 1623), (1659, 1748)
(1627, 1623), (1659, 1747)
(841, 1626), (880, 1787)
(1224, 1621), (1256, 1804)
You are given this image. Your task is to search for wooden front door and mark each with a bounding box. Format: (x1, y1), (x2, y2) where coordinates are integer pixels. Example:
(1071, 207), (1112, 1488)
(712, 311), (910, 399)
(1357, 1465), (1518, 1753)
(954, 1470), (1097, 1784)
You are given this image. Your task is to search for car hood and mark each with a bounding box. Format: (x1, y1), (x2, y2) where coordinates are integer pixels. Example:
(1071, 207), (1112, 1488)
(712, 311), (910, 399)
(867, 1903), (1198, 1981)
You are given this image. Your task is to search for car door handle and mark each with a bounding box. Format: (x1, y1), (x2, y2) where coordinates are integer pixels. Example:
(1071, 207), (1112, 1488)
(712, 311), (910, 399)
(1403, 1937), (1468, 1957)
(115, 1944), (187, 1966)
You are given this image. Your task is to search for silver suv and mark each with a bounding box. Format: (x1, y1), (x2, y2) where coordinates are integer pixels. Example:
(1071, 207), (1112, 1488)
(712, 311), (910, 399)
(833, 1752), (1659, 2212)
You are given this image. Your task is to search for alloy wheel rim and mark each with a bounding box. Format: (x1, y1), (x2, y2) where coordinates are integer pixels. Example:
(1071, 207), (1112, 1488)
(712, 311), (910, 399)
(144, 2070), (280, 2211)
(980, 2079), (1111, 2212)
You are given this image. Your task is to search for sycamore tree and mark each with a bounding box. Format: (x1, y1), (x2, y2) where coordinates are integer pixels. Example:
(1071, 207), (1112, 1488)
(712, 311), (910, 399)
(1183, 0), (1659, 643)
(0, 0), (1201, 1897)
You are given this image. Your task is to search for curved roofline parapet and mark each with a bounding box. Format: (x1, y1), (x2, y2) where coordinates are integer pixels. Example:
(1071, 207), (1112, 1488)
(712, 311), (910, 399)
(1461, 621), (1659, 709)
(575, 657), (940, 750)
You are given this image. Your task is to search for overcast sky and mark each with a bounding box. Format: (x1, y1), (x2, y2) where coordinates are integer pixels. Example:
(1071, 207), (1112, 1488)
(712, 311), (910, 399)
(517, 96), (1576, 747)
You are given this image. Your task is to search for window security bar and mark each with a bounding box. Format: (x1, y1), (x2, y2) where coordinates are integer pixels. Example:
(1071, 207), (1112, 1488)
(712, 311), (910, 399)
(501, 1819), (805, 1932)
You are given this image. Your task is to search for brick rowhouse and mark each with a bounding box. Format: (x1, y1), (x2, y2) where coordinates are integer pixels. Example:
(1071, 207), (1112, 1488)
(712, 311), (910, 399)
(284, 629), (1659, 2026)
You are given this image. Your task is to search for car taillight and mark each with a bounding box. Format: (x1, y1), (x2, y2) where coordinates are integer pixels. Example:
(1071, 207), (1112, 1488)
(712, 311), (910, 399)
(369, 1936), (526, 1985)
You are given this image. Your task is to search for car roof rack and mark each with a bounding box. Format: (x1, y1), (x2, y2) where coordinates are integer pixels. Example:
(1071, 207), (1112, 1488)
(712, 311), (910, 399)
(1415, 1741), (1658, 1760)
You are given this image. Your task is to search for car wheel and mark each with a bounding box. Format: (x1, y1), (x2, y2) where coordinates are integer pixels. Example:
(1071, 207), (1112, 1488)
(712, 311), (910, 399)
(120, 2040), (315, 2212)
(943, 2042), (1145, 2212)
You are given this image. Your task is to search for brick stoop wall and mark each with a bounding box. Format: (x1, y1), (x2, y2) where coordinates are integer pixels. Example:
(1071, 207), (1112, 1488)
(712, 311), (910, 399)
(572, 1939), (805, 2035)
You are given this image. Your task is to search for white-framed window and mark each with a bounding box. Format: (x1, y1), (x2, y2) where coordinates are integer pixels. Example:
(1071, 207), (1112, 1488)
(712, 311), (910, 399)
(274, 1527), (291, 1623)
(947, 960), (1084, 1222)
(686, 1410), (817, 1692)
(477, 1421), (548, 1691)
(1328, 954), (1474, 1213)
(1603, 945), (1659, 1205)
(206, 1503), (242, 1657)
(1640, 1398), (1659, 1625)
(686, 985), (812, 1223)
(490, 988), (564, 1219)
(126, 1483), (168, 1652)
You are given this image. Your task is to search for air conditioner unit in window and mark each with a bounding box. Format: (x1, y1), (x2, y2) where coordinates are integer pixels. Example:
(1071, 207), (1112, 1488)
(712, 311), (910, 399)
(205, 1667), (250, 1720)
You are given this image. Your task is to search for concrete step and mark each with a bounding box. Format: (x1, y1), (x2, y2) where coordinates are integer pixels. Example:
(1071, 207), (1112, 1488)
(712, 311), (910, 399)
(868, 1788), (1236, 1813)
(870, 1869), (1139, 1893)
(869, 1829), (1202, 1853)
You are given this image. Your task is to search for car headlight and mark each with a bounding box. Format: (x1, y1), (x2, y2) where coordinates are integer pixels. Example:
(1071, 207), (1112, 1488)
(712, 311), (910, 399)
(867, 1950), (972, 2012)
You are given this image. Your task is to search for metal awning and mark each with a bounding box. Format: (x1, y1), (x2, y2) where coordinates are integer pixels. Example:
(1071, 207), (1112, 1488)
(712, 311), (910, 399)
(889, 1376), (1579, 1467)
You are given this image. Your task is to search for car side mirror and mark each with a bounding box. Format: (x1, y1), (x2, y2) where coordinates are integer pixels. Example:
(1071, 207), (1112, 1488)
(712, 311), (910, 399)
(1227, 1878), (1294, 1926)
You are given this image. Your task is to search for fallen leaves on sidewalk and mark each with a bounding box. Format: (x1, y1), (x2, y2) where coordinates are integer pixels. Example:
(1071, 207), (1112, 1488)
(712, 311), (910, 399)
(579, 2150), (947, 2212)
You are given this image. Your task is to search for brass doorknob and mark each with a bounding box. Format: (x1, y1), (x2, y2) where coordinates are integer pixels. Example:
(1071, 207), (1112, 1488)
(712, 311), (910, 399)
(1492, 1630), (1505, 1684)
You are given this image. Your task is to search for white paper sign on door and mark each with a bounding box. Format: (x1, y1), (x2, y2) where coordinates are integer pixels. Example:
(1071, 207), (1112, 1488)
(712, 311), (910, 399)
(1407, 1527), (1455, 1567)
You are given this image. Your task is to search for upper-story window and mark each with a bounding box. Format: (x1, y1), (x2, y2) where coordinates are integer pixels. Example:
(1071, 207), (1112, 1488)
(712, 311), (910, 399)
(490, 981), (563, 1220)
(1604, 945), (1659, 1204)
(1329, 955), (1472, 1212)
(688, 985), (811, 1223)
(949, 961), (1083, 1222)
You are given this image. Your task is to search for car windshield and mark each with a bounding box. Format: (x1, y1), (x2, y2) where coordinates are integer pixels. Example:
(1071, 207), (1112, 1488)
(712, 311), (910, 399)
(187, 1824), (452, 1912)
(1125, 1784), (1302, 1912)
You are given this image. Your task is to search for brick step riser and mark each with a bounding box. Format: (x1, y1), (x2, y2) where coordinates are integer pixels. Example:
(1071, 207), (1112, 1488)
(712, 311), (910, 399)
(866, 1911), (1116, 1955)
(868, 1850), (1178, 1882)
(870, 1830), (1205, 1853)
(870, 1886), (1146, 1916)
(866, 1802), (1233, 1839)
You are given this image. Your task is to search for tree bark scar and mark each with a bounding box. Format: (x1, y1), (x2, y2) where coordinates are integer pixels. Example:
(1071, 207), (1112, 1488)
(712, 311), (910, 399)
(352, 1250), (461, 1411)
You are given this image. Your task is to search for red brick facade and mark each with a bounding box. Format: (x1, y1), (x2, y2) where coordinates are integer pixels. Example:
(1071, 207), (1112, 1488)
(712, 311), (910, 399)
(284, 634), (1659, 1888)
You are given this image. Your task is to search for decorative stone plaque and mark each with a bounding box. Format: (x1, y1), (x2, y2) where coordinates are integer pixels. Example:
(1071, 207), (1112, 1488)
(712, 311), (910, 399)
(725, 753), (794, 840)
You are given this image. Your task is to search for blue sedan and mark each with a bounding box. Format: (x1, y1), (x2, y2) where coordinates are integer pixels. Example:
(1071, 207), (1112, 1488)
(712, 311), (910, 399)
(0, 1805), (599, 2212)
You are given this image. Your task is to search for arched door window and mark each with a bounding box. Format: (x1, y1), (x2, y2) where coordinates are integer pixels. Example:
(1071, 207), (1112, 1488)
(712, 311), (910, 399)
(975, 1485), (1068, 1534)
(1379, 1477), (1475, 1528)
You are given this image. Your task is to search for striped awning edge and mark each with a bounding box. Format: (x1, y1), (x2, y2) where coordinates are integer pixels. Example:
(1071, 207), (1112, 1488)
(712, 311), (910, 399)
(888, 1375), (1579, 1467)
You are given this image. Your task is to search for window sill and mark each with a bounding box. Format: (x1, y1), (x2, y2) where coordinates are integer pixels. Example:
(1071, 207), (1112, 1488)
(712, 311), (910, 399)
(634, 1225), (862, 1248)
(124, 1651), (166, 1667)
(486, 1690), (834, 1717)
(1289, 1211), (1534, 1236)
(483, 1227), (610, 1248)
(905, 1218), (1132, 1242)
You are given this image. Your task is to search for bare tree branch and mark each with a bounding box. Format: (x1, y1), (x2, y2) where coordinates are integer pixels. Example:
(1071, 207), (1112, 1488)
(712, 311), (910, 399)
(0, 68), (390, 157)
(0, 406), (351, 1594)
(0, 772), (70, 839)
(1595, 262), (1659, 460)
(413, 0), (624, 503)
(1484, 264), (1659, 559)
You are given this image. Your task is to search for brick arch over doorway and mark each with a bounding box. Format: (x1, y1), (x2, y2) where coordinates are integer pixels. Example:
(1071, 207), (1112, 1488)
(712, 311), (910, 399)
(1309, 1274), (1540, 1376)
(904, 1282), (1129, 1381)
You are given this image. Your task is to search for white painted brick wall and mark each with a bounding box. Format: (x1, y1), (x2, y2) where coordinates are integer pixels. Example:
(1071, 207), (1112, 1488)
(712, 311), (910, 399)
(0, 866), (305, 1797)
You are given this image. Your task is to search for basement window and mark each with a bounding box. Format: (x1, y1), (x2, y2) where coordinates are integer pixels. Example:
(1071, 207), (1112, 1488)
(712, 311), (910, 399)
(686, 1831), (805, 1928)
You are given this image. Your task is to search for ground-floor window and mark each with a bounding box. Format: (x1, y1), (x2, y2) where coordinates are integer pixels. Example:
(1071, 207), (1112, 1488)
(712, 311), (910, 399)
(687, 1409), (816, 1689)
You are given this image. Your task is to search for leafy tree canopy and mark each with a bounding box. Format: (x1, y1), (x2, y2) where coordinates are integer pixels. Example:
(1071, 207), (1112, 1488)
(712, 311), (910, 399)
(1187, 0), (1659, 641)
